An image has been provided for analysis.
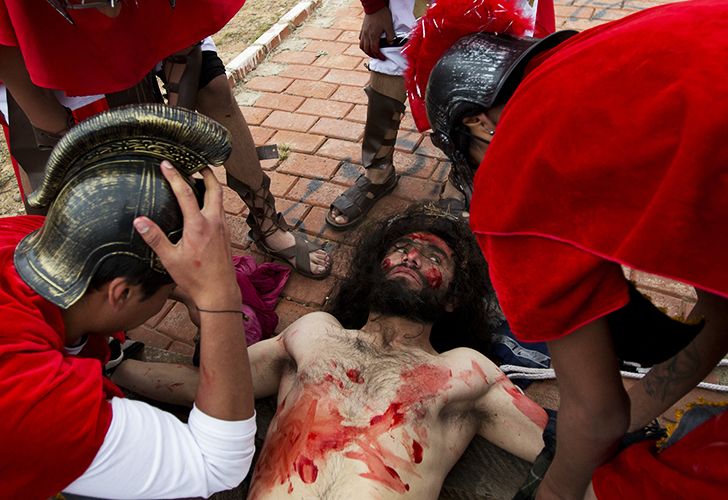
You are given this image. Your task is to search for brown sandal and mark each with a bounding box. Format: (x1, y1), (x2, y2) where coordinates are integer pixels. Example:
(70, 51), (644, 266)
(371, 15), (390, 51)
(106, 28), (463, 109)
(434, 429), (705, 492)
(228, 173), (332, 280)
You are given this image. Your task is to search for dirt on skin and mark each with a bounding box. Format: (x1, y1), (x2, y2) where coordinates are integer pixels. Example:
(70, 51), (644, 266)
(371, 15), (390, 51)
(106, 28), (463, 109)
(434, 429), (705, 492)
(0, 0), (302, 216)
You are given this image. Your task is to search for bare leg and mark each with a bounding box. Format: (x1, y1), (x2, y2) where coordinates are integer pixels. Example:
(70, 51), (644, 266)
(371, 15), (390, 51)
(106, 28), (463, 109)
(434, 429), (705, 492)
(538, 318), (630, 500)
(329, 72), (405, 226)
(197, 75), (330, 276)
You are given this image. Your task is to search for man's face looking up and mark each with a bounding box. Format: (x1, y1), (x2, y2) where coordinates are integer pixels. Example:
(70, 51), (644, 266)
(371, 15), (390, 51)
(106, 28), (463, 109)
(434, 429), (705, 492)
(381, 232), (455, 293)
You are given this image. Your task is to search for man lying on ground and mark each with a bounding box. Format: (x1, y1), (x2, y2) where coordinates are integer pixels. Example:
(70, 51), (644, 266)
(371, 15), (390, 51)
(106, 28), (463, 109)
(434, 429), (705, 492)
(0, 105), (255, 499)
(115, 204), (548, 499)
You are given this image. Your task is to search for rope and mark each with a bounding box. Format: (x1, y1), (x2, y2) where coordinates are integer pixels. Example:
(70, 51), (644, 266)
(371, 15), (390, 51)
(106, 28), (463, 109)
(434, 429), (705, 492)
(500, 364), (728, 393)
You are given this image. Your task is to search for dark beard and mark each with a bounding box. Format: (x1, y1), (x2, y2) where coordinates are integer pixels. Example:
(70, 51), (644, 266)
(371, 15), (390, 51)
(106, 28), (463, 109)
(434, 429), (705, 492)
(368, 269), (450, 324)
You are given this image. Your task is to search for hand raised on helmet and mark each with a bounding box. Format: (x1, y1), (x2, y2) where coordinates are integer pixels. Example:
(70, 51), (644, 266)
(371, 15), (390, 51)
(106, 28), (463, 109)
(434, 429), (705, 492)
(134, 161), (240, 310)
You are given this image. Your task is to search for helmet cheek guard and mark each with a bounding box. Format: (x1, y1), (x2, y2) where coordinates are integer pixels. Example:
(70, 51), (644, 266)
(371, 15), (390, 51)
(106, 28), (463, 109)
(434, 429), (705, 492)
(424, 31), (577, 207)
(14, 104), (230, 309)
(430, 130), (475, 206)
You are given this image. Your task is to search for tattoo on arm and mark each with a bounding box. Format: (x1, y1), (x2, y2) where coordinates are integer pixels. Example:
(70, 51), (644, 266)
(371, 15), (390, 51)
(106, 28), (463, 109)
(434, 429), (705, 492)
(643, 341), (700, 402)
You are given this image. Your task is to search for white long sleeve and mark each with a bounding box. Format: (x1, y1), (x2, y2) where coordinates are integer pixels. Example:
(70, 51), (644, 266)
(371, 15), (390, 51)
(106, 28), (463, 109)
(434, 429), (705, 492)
(63, 398), (256, 499)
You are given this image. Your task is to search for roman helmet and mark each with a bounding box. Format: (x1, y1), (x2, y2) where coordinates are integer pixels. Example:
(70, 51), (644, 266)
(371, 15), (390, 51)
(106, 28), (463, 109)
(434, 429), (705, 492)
(425, 30), (576, 203)
(14, 103), (231, 309)
(403, 0), (576, 204)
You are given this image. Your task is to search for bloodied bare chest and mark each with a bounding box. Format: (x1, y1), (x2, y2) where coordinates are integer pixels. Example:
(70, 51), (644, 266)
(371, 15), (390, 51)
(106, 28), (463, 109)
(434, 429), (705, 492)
(248, 333), (475, 499)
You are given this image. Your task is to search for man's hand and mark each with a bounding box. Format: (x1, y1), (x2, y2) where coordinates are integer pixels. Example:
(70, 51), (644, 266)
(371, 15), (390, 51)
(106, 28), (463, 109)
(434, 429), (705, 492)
(135, 160), (253, 421)
(360, 7), (395, 60)
(133, 161), (240, 311)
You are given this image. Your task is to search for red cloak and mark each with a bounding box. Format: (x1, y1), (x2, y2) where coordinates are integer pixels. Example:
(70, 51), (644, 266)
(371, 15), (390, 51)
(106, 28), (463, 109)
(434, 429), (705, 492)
(470, 0), (728, 342)
(0, 216), (121, 499)
(0, 0), (245, 95)
(592, 411), (728, 499)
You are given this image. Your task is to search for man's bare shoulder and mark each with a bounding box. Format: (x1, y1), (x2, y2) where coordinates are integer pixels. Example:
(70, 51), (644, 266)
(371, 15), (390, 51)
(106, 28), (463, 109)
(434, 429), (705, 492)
(280, 311), (341, 333)
(437, 347), (503, 387)
(278, 311), (345, 345)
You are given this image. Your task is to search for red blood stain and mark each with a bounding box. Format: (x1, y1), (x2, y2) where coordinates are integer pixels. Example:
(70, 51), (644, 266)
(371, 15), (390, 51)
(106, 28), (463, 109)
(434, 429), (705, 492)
(330, 360), (338, 368)
(324, 373), (345, 390)
(412, 440), (423, 464)
(370, 402), (405, 428)
(504, 384), (548, 429)
(407, 233), (453, 257)
(423, 268), (442, 289)
(471, 360), (489, 383)
(381, 257), (393, 270)
(295, 456), (318, 484)
(397, 365), (452, 406)
(346, 369), (364, 384)
(249, 364), (452, 497)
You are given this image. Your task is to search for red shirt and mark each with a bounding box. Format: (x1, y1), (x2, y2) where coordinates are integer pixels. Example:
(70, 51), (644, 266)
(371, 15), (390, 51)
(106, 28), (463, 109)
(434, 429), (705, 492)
(0, 216), (120, 499)
(0, 0), (245, 95)
(470, 0), (728, 342)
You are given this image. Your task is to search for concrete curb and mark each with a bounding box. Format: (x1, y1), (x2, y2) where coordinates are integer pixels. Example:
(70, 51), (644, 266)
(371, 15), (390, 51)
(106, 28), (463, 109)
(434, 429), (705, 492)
(225, 0), (322, 85)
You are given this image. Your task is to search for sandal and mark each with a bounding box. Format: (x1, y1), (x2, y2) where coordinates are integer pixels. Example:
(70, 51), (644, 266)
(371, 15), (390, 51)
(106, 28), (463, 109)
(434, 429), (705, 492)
(229, 173), (332, 280)
(326, 172), (399, 230)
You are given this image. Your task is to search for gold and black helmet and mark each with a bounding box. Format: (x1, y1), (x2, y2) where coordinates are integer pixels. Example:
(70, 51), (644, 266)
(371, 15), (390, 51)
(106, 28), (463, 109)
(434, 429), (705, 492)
(14, 103), (230, 309)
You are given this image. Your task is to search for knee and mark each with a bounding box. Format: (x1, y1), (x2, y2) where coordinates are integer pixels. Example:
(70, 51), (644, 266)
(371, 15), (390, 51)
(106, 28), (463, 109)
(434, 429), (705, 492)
(565, 391), (630, 446)
(198, 75), (235, 113)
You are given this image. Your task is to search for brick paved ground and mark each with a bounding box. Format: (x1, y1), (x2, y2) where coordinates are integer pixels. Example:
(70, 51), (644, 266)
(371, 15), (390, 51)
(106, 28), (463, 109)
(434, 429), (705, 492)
(129, 0), (707, 383)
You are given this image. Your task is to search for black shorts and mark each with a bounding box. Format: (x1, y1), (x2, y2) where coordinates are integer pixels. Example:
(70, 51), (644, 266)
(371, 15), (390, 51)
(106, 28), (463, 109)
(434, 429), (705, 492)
(200, 50), (226, 89)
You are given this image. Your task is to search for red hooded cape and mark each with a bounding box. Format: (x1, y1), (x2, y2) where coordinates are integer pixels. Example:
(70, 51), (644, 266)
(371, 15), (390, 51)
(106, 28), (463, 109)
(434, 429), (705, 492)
(470, 0), (728, 342)
(0, 0), (245, 95)
(0, 216), (122, 499)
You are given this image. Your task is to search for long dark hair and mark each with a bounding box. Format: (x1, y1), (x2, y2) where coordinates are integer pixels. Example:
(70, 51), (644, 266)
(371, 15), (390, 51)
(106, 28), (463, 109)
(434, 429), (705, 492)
(326, 204), (497, 354)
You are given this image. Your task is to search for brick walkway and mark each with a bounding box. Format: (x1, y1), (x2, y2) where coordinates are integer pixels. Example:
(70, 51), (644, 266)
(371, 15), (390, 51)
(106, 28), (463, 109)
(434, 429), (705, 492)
(128, 0), (699, 357)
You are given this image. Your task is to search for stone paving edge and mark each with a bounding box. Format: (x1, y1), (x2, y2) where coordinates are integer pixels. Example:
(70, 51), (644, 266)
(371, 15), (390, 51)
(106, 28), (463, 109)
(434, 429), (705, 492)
(225, 0), (323, 85)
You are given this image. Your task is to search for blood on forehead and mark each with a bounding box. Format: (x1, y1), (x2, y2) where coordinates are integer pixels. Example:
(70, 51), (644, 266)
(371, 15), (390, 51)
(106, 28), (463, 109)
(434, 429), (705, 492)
(403, 232), (453, 258)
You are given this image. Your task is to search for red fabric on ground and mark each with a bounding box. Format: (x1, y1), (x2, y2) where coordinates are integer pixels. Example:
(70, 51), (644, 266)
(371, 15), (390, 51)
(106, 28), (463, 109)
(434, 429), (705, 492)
(592, 411), (728, 499)
(0, 216), (117, 499)
(0, 0), (245, 95)
(470, 0), (728, 342)
(233, 255), (291, 345)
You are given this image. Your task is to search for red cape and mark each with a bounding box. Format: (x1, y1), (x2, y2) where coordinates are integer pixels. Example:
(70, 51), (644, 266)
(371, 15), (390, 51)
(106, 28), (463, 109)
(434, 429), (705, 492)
(0, 0), (245, 95)
(593, 411), (728, 499)
(470, 0), (728, 342)
(0, 216), (121, 499)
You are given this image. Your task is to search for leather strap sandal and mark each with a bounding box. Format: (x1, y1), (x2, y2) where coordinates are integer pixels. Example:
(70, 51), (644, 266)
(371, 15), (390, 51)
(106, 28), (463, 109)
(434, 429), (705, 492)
(326, 171), (399, 231)
(228, 172), (331, 280)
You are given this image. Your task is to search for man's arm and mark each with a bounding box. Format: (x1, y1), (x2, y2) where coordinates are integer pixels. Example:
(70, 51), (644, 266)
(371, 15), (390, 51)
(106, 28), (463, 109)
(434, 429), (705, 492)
(112, 326), (295, 404)
(135, 162), (253, 421)
(474, 359), (546, 463)
(628, 289), (728, 431)
(0, 45), (71, 134)
(359, 3), (394, 60)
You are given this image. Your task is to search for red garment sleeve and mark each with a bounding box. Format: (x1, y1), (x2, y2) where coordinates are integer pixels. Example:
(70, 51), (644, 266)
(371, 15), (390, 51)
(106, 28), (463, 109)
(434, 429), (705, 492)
(0, 216), (113, 499)
(360, 0), (388, 15)
(477, 233), (629, 342)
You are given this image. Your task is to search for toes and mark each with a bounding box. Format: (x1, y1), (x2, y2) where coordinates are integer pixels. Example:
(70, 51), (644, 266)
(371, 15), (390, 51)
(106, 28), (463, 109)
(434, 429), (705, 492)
(310, 249), (330, 267)
(329, 207), (348, 225)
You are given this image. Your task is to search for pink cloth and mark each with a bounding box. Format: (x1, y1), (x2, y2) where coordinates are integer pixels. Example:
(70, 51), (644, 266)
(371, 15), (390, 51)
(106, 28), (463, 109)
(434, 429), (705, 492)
(233, 256), (290, 345)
